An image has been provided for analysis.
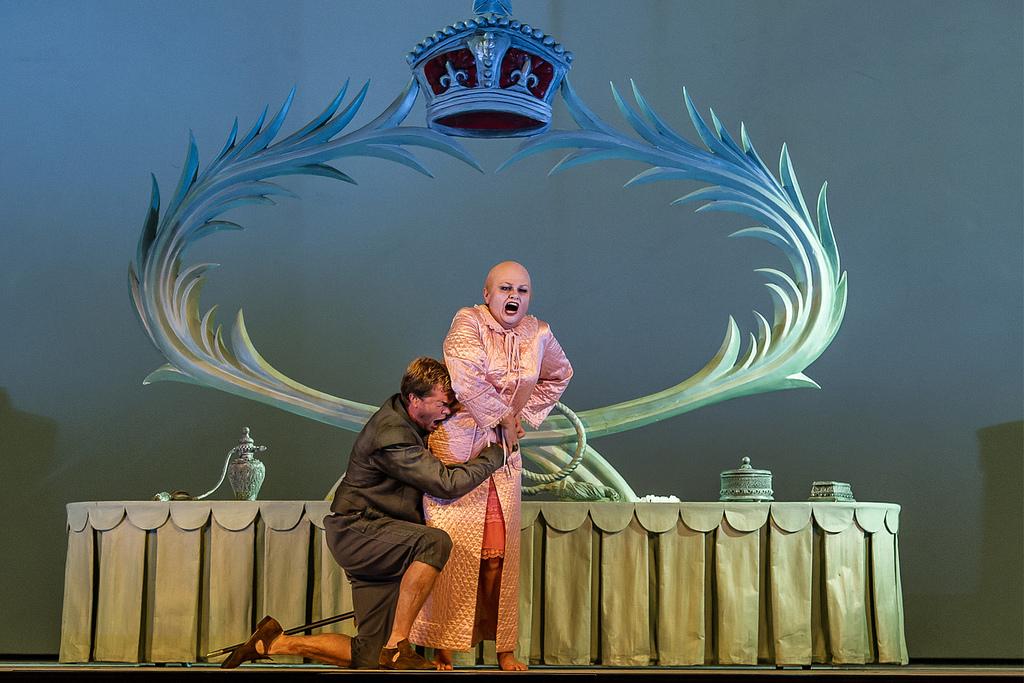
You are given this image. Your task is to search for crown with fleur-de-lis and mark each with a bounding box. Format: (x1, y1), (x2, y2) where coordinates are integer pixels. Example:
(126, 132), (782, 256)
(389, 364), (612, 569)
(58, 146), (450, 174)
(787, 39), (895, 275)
(407, 0), (573, 138)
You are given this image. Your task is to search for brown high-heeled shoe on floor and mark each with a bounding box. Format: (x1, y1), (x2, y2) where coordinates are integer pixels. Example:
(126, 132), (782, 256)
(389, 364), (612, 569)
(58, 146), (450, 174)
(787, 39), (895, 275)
(219, 615), (283, 669)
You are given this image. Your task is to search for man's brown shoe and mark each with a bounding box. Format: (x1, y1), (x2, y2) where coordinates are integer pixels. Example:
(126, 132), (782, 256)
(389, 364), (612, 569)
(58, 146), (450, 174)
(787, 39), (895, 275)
(378, 639), (434, 670)
(220, 616), (282, 669)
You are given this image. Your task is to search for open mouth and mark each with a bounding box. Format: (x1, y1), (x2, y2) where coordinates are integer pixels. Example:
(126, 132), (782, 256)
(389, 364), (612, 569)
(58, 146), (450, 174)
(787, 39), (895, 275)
(504, 301), (519, 315)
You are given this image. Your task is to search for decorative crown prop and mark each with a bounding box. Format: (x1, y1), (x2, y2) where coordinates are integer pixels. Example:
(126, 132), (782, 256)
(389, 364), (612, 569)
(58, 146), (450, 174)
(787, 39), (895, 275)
(407, 0), (572, 137)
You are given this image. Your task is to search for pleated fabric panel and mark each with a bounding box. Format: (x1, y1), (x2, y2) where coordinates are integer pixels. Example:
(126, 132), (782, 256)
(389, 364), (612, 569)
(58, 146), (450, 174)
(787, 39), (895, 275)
(715, 520), (761, 664)
(204, 519), (254, 662)
(598, 517), (650, 665)
(768, 519), (813, 664)
(93, 521), (146, 662)
(149, 524), (201, 662)
(59, 528), (94, 663)
(823, 525), (871, 663)
(542, 515), (593, 664)
(655, 522), (706, 664)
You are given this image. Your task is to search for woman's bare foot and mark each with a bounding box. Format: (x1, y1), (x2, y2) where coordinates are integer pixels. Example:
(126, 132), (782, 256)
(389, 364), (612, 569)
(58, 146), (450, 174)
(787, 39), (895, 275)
(497, 651), (528, 671)
(434, 648), (454, 671)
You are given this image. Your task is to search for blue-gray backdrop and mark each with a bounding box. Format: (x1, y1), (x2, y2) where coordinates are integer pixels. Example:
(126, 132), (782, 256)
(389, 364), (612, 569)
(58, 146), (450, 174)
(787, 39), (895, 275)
(0, 0), (1021, 659)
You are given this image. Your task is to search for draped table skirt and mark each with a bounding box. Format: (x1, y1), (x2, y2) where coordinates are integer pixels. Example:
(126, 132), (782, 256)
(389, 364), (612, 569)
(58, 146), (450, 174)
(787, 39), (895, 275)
(60, 500), (907, 666)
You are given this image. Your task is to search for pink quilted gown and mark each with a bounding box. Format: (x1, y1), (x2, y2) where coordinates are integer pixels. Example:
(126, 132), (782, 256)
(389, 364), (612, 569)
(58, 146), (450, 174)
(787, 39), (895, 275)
(410, 305), (572, 652)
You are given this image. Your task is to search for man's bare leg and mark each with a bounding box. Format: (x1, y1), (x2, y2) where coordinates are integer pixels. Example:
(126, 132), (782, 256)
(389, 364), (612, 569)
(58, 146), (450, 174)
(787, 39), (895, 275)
(264, 633), (352, 667)
(261, 561), (439, 669)
(385, 560), (440, 649)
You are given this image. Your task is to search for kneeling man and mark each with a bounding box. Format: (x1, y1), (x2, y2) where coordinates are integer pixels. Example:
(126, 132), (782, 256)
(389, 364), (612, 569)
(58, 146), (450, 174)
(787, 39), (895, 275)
(222, 357), (505, 670)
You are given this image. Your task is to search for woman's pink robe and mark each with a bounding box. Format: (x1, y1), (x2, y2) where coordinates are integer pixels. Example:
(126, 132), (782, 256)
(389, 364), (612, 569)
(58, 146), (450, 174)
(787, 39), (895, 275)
(409, 305), (572, 652)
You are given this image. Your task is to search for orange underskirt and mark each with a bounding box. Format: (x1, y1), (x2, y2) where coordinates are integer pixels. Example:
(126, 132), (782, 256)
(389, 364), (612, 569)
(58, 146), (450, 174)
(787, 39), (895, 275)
(480, 478), (505, 559)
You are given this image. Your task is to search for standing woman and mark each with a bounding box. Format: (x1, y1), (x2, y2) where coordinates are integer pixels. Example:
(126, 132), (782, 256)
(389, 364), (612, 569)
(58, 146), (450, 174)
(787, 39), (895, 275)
(409, 261), (572, 671)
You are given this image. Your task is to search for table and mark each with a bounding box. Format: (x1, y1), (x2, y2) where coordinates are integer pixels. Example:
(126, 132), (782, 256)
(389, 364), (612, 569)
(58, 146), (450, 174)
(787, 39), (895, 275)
(60, 500), (907, 666)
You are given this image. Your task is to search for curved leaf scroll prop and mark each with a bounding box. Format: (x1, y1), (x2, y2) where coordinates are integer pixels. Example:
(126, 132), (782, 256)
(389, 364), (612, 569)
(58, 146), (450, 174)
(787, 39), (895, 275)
(503, 79), (847, 500)
(130, 80), (481, 432)
(131, 79), (846, 503)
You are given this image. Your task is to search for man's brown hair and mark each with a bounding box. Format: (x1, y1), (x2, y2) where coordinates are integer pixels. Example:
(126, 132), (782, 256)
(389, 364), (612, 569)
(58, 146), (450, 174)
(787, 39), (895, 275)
(400, 356), (452, 400)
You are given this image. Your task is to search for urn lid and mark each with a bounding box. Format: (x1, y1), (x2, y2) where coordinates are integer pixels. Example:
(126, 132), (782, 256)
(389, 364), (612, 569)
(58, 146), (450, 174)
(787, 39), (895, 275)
(234, 427), (262, 459)
(719, 457), (774, 502)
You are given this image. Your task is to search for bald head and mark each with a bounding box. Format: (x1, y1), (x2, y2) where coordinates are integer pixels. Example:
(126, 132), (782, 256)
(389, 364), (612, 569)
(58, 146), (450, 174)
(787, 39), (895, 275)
(485, 261), (530, 290)
(483, 261), (532, 329)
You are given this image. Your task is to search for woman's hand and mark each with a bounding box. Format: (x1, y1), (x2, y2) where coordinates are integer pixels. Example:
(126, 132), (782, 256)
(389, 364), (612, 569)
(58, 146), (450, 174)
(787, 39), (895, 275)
(500, 413), (523, 452)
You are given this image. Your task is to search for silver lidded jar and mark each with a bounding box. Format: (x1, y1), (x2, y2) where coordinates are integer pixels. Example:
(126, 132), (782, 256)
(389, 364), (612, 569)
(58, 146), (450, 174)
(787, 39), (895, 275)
(720, 456), (774, 502)
(227, 427), (267, 501)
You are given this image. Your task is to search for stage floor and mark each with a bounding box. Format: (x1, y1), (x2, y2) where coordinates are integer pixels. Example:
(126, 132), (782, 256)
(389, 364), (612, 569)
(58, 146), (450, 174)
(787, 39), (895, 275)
(0, 662), (1020, 682)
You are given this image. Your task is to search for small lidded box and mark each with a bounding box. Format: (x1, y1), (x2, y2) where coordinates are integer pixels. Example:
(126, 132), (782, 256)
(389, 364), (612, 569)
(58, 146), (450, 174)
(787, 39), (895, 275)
(719, 457), (774, 502)
(808, 481), (855, 502)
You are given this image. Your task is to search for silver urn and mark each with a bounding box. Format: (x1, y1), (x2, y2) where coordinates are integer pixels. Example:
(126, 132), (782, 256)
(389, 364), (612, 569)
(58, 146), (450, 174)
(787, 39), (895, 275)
(228, 427), (267, 501)
(719, 456), (774, 502)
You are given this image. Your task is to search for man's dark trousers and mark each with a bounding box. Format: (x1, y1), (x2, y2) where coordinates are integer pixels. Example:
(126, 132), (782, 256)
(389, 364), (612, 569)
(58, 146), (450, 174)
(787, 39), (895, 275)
(325, 512), (452, 668)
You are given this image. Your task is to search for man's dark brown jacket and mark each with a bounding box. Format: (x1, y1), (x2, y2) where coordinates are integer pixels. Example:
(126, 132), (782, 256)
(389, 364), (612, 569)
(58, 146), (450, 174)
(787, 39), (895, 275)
(330, 393), (504, 524)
